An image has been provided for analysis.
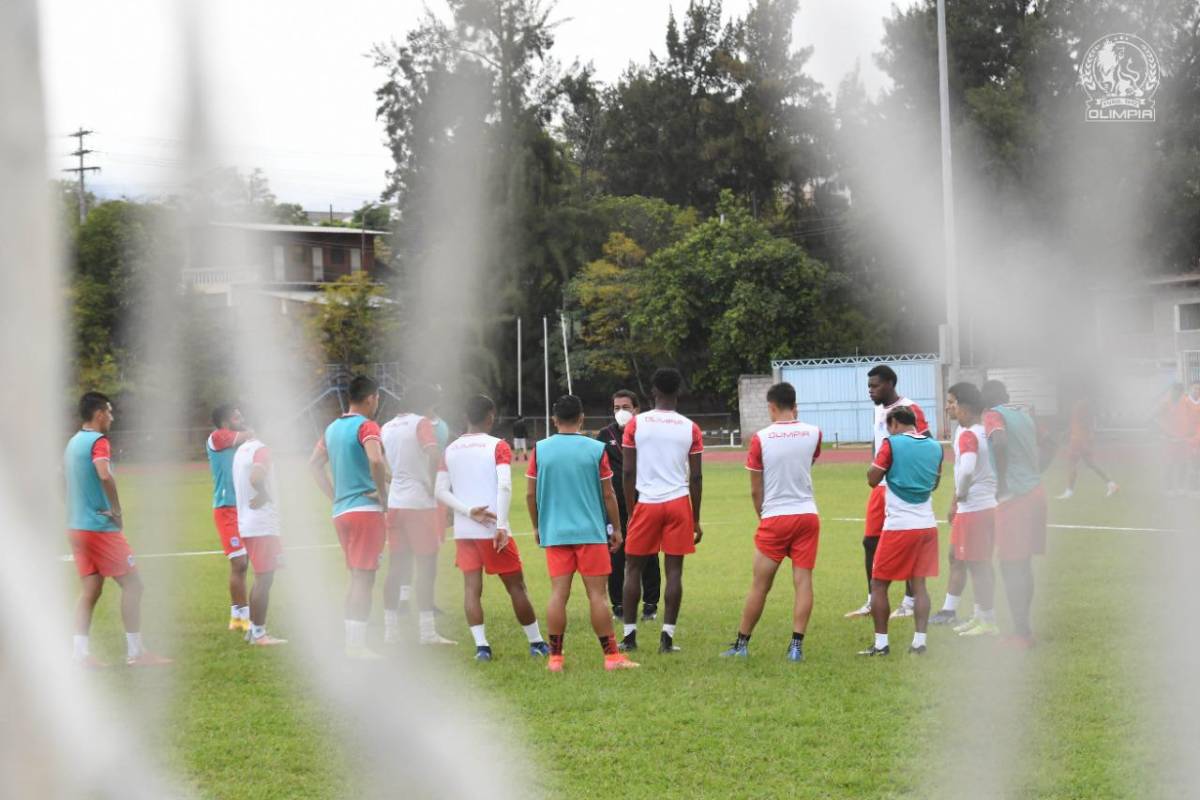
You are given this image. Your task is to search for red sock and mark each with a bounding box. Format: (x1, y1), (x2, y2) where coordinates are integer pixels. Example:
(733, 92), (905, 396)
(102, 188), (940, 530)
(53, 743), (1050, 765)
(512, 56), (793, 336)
(599, 635), (618, 655)
(549, 633), (564, 656)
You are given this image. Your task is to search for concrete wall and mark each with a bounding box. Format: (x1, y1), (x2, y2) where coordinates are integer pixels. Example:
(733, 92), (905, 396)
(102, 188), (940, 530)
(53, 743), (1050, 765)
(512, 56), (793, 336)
(737, 374), (774, 443)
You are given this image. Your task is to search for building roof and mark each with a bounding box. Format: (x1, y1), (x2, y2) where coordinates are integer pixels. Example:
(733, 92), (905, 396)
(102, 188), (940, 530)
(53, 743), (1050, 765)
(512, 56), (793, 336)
(1146, 272), (1200, 287)
(209, 221), (390, 236)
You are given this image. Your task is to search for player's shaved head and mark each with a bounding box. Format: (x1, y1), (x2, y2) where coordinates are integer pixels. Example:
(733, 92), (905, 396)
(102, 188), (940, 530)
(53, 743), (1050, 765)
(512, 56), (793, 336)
(947, 382), (984, 413)
(766, 382), (796, 410)
(348, 375), (379, 403)
(651, 367), (683, 397)
(211, 403), (235, 429)
(79, 391), (111, 423)
(867, 365), (898, 386)
(981, 380), (1010, 407)
(887, 406), (917, 428)
(465, 394), (496, 425)
(553, 394), (583, 423)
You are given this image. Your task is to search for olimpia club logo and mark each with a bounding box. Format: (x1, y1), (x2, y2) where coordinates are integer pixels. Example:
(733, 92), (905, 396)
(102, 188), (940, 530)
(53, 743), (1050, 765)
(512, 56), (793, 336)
(1080, 33), (1160, 121)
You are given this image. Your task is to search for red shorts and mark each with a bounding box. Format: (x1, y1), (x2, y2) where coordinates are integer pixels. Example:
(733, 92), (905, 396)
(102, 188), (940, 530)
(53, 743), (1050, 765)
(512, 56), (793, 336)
(951, 508), (995, 562)
(864, 484), (886, 538)
(68, 530), (136, 578)
(872, 528), (939, 581)
(546, 543), (612, 578)
(995, 486), (1047, 561)
(455, 537), (523, 575)
(625, 496), (695, 556)
(386, 508), (442, 556)
(334, 511), (386, 571)
(213, 506), (246, 559)
(244, 536), (284, 573)
(755, 514), (820, 568)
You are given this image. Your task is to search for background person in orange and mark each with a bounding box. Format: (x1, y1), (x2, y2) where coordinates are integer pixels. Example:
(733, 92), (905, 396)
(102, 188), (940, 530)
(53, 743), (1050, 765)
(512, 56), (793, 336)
(1056, 397), (1118, 500)
(1155, 383), (1191, 496)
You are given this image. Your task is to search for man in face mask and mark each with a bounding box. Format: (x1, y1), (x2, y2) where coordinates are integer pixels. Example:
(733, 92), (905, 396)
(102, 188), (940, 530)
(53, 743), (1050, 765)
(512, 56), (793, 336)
(596, 390), (661, 620)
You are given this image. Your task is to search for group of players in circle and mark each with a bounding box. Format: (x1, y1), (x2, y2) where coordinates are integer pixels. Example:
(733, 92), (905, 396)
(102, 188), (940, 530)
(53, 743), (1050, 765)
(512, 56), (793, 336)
(63, 363), (1109, 669)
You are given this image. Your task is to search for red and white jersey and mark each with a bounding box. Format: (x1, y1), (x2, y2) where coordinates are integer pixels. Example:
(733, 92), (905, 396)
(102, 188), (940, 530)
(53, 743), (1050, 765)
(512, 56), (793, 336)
(953, 423), (996, 513)
(873, 397), (929, 453)
(381, 413), (439, 510)
(622, 410), (703, 504)
(440, 433), (512, 539)
(746, 420), (822, 518)
(232, 440), (278, 538)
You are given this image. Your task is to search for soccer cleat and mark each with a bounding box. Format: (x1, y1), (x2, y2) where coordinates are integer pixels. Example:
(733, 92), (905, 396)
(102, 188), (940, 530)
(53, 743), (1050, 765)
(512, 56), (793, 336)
(720, 642), (749, 658)
(857, 645), (890, 657)
(474, 646), (493, 661)
(228, 617), (250, 633)
(126, 651), (173, 667)
(76, 654), (110, 670)
(1056, 488), (1074, 500)
(618, 631), (637, 652)
(346, 646), (384, 661)
(529, 641), (551, 658)
(844, 603), (871, 619)
(547, 654), (565, 673)
(1106, 482), (1120, 498)
(604, 653), (640, 670)
(908, 644), (927, 655)
(953, 618), (980, 634)
(249, 634), (288, 646)
(786, 641), (804, 663)
(420, 633), (458, 646)
(958, 621), (999, 638)
(658, 632), (680, 654)
(929, 610), (959, 626)
(889, 605), (914, 619)
(642, 603), (658, 621)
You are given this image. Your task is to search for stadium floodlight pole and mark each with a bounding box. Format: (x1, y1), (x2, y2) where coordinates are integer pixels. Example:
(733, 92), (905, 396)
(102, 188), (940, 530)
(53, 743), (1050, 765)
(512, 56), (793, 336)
(560, 311), (573, 395)
(936, 0), (961, 372)
(516, 316), (523, 417)
(543, 316), (550, 438)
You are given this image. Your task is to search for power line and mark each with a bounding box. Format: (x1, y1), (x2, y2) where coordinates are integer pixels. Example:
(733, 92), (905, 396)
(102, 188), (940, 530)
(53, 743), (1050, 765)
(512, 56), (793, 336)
(62, 127), (101, 224)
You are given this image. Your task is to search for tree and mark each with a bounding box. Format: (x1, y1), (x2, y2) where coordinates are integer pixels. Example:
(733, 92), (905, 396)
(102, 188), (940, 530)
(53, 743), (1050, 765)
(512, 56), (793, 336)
(308, 272), (399, 370)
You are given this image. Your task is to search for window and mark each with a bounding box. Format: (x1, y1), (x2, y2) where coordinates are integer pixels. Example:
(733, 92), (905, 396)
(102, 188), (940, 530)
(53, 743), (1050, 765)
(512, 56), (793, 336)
(330, 247), (346, 266)
(1179, 302), (1200, 332)
(350, 248), (362, 272)
(312, 246), (324, 282)
(272, 245), (285, 282)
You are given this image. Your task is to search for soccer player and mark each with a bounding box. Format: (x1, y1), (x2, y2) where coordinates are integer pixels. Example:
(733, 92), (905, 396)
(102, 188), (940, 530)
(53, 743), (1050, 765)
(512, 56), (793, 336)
(1056, 397), (1118, 499)
(380, 384), (454, 646)
(511, 415), (529, 462)
(207, 404), (255, 632)
(858, 406), (943, 656)
(66, 392), (171, 667)
(526, 395), (639, 672)
(845, 365), (929, 620)
(620, 367), (703, 654)
(232, 432), (287, 646)
(435, 394), (549, 661)
(309, 375), (391, 659)
(721, 382), (821, 662)
(1157, 383), (1191, 495)
(982, 380), (1052, 648)
(935, 383), (999, 637)
(596, 389), (661, 620)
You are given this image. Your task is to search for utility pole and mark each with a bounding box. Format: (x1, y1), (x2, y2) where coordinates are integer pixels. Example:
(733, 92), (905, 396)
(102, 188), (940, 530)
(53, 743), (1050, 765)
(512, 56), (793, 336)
(63, 128), (100, 225)
(935, 0), (960, 374)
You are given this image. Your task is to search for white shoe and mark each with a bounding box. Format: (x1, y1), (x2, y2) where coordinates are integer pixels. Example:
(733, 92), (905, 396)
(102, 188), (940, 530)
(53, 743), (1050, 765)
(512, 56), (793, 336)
(419, 633), (458, 646)
(889, 605), (914, 619)
(844, 603), (871, 619)
(1056, 489), (1074, 500)
(384, 626), (402, 645)
(1105, 482), (1119, 498)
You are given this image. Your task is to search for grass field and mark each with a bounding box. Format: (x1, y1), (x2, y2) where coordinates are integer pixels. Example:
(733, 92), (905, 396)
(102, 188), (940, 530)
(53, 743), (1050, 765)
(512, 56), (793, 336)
(72, 454), (1174, 799)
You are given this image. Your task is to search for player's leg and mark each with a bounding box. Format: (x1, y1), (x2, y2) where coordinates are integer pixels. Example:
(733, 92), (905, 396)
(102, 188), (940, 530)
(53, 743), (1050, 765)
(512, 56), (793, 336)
(581, 572), (638, 669)
(461, 566), (492, 660)
(910, 576), (930, 653)
(546, 572), (572, 660)
(114, 570), (168, 665)
(861, 577), (891, 655)
(1081, 452), (1118, 495)
(846, 535), (877, 618)
(229, 553), (248, 617)
(933, 552), (966, 624)
(641, 553), (661, 620)
(792, 566), (814, 638)
(660, 554), (684, 653)
(608, 544), (625, 618)
(1059, 450), (1081, 497)
(73, 573), (104, 664)
(498, 569), (548, 655)
(415, 553), (451, 644)
(345, 567), (377, 646)
(892, 579), (916, 620)
(958, 559), (998, 637)
(722, 551), (781, 656)
(247, 570), (282, 644)
(621, 554), (646, 638)
(999, 557), (1034, 643)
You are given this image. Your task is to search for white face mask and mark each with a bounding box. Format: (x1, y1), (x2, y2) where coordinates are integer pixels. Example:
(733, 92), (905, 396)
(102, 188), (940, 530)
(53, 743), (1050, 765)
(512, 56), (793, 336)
(614, 409), (634, 428)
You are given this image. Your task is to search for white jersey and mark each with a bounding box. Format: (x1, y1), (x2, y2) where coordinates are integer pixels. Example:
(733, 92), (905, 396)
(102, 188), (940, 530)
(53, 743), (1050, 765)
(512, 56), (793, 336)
(746, 420), (821, 518)
(872, 396), (929, 454)
(440, 433), (513, 540)
(232, 439), (278, 538)
(953, 423), (997, 513)
(381, 413), (439, 509)
(621, 410), (703, 504)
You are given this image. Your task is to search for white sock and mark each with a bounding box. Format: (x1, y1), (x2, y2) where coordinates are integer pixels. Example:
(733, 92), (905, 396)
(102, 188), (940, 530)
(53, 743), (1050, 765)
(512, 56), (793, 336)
(419, 611), (436, 638)
(973, 603), (984, 620)
(237, 606), (250, 621)
(662, 624), (676, 637)
(912, 632), (927, 648)
(345, 619), (367, 649)
(980, 607), (996, 624)
(125, 632), (144, 660)
(72, 634), (89, 659)
(942, 594), (960, 612)
(623, 623), (637, 637)
(384, 609), (399, 628)
(521, 621), (543, 643)
(470, 624), (488, 647)
(399, 585), (412, 602)
(230, 604), (239, 618)
(251, 624), (266, 640)
(902, 595), (915, 609)
(874, 632), (889, 650)
(864, 593), (872, 607)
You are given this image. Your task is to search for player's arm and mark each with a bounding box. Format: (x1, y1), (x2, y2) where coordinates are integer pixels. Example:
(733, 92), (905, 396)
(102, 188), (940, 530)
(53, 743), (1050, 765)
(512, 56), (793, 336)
(866, 464), (886, 487)
(363, 438), (390, 505)
(249, 463), (271, 509)
(308, 439), (334, 501)
(989, 429), (1009, 497)
(622, 445), (638, 514)
(746, 433), (765, 518)
(435, 471), (496, 525)
(689, 452), (703, 544)
(94, 458), (123, 528)
(867, 439), (890, 487)
(603, 478), (623, 552)
(525, 474), (539, 545)
(749, 471), (764, 519)
(932, 453), (943, 492)
(494, 463), (513, 551)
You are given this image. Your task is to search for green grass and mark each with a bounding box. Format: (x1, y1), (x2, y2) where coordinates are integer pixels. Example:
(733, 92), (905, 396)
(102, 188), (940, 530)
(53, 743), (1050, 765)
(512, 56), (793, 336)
(74, 457), (1162, 798)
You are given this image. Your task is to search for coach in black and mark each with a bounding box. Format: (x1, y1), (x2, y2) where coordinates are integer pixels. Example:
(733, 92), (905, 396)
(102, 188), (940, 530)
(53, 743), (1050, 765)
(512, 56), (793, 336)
(597, 389), (661, 620)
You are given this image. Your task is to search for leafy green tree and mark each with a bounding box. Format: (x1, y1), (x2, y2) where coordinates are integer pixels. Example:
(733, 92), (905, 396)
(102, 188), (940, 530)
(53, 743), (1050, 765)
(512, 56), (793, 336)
(309, 272), (399, 370)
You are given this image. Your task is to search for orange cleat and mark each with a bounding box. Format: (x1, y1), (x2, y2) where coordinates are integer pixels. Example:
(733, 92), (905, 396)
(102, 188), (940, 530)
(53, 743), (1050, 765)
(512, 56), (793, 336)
(126, 651), (174, 667)
(1001, 634), (1035, 651)
(547, 654), (565, 673)
(249, 634), (288, 647)
(604, 653), (640, 671)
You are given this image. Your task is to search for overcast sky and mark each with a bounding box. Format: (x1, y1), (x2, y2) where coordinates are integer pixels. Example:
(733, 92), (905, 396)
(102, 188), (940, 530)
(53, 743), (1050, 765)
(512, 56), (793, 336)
(39, 0), (916, 210)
